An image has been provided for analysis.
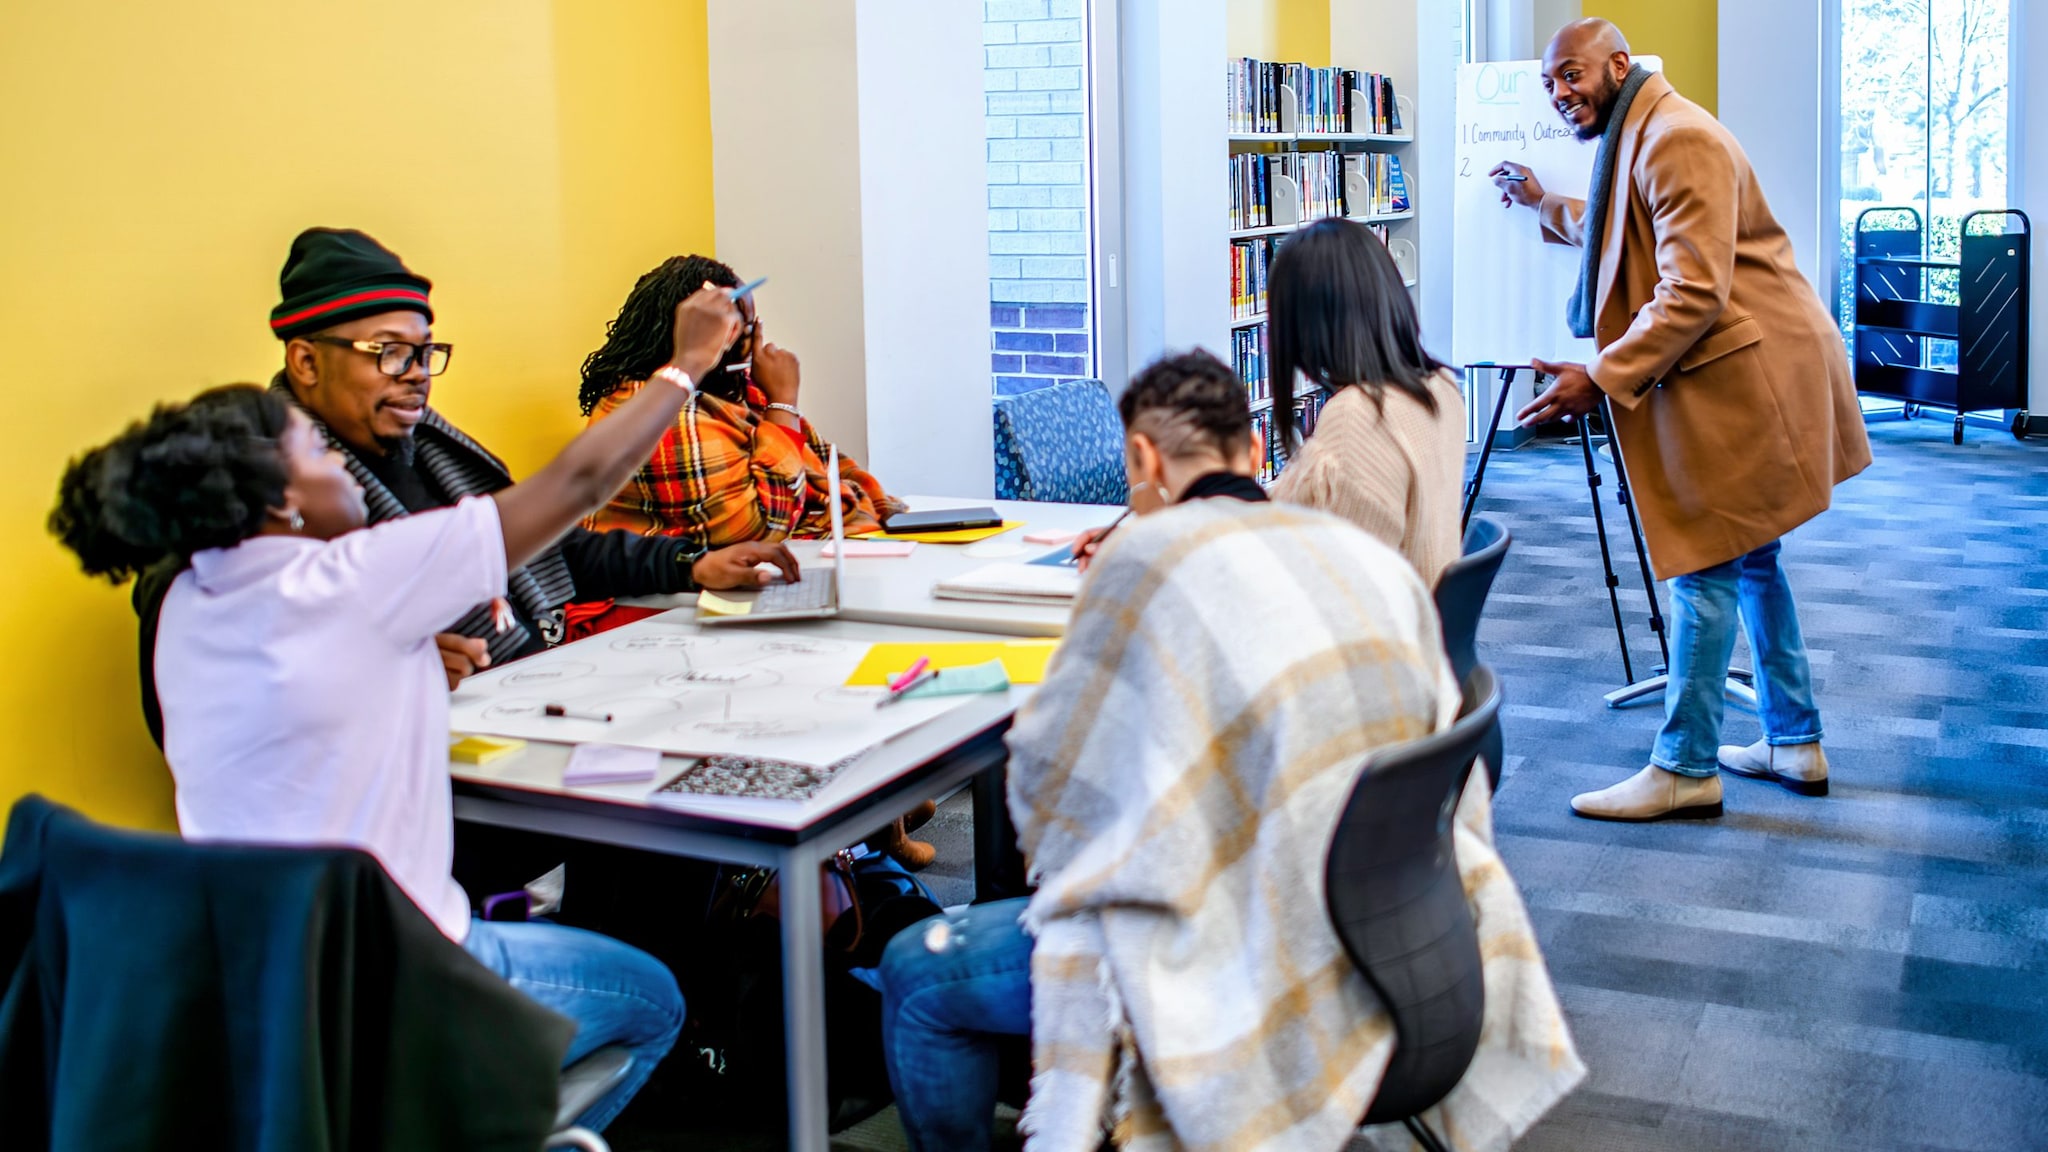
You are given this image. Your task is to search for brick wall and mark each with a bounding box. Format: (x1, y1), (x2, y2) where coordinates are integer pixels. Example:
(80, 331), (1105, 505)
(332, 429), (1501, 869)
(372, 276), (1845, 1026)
(985, 0), (1093, 396)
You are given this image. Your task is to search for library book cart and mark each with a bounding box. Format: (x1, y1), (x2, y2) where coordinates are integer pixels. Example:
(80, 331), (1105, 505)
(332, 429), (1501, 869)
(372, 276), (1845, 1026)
(1851, 207), (2032, 443)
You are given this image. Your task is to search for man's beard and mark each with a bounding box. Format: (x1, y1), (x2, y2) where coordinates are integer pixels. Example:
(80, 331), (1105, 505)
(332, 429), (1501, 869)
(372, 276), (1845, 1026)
(379, 433), (417, 466)
(1573, 73), (1623, 140)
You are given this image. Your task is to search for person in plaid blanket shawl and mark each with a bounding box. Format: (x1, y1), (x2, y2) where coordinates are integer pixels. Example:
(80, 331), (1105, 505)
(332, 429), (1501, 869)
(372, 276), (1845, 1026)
(577, 255), (905, 548)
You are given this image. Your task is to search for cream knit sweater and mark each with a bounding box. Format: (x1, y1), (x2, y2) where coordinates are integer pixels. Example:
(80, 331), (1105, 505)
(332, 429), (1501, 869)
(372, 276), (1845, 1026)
(1272, 369), (1468, 587)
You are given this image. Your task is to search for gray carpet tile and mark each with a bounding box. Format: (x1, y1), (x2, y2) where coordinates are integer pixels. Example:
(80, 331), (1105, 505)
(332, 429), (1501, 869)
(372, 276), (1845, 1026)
(1482, 416), (2048, 1151)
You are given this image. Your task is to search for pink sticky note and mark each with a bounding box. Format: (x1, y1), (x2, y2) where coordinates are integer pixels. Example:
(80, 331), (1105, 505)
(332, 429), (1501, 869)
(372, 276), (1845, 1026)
(821, 540), (919, 558)
(564, 743), (661, 786)
(1023, 529), (1083, 546)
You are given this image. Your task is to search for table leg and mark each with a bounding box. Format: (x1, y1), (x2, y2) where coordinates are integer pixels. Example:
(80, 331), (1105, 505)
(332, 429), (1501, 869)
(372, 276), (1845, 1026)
(778, 846), (831, 1152)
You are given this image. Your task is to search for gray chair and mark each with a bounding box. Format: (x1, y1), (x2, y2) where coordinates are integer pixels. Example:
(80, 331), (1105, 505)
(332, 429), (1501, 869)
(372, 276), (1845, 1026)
(548, 1046), (633, 1150)
(1433, 516), (1510, 789)
(1326, 665), (1502, 1152)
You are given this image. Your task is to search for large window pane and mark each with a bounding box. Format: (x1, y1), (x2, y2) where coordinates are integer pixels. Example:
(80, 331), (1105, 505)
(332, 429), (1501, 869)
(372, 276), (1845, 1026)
(1836, 0), (2010, 359)
(984, 0), (1099, 398)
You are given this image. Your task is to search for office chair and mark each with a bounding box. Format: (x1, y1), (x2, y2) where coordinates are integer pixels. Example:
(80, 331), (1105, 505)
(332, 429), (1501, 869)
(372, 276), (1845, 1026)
(992, 378), (1130, 504)
(1325, 665), (1501, 1152)
(1433, 516), (1510, 788)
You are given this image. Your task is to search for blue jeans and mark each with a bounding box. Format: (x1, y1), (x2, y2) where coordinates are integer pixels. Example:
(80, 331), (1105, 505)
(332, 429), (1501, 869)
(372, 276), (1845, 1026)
(1652, 539), (1824, 777)
(878, 899), (1035, 1152)
(462, 918), (684, 1131)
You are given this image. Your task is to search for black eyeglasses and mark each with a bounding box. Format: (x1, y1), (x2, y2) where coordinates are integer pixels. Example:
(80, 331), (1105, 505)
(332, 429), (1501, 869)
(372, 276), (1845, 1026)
(306, 336), (454, 378)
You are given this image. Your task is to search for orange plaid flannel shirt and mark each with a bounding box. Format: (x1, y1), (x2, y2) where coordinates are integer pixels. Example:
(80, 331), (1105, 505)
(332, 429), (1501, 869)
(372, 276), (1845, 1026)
(582, 382), (904, 548)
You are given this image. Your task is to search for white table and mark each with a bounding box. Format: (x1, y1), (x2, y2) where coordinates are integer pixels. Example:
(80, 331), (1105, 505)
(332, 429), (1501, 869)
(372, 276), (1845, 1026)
(621, 496), (1117, 637)
(449, 613), (1043, 1152)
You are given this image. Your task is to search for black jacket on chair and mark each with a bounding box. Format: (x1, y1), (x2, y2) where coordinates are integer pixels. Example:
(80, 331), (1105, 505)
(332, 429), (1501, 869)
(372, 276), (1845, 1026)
(0, 795), (575, 1150)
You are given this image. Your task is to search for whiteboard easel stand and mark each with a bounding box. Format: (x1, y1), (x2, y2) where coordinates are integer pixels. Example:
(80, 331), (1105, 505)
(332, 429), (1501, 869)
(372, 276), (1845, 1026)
(1460, 364), (1756, 712)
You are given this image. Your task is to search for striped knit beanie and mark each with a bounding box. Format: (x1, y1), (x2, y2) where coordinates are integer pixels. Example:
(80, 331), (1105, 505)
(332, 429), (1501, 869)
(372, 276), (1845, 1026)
(270, 228), (433, 340)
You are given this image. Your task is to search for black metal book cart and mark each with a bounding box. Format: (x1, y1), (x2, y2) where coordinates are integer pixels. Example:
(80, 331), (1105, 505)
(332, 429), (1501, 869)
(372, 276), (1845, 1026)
(1852, 207), (2031, 443)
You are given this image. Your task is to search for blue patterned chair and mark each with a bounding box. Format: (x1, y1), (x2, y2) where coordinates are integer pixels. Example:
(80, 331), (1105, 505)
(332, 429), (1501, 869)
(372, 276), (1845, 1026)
(991, 379), (1129, 505)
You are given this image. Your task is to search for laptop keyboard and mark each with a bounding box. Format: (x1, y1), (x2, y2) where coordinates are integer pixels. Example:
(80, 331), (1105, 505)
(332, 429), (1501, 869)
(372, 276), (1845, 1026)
(751, 572), (835, 614)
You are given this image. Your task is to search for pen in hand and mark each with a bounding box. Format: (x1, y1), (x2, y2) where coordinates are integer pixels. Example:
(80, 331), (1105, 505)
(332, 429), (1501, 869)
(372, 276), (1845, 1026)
(1070, 509), (1131, 571)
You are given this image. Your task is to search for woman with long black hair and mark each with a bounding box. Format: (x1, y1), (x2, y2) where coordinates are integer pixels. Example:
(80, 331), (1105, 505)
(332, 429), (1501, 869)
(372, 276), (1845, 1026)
(1267, 218), (1467, 586)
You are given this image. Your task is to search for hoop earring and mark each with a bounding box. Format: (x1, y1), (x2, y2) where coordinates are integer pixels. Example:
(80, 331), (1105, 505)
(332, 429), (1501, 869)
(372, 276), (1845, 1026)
(288, 509), (305, 532)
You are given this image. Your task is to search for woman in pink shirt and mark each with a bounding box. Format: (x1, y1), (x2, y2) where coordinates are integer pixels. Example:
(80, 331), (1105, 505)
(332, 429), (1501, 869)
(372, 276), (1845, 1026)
(49, 284), (763, 1133)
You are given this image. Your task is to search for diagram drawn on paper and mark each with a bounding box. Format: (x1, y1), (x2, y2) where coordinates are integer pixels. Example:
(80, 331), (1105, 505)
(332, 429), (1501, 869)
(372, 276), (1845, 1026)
(449, 615), (969, 767)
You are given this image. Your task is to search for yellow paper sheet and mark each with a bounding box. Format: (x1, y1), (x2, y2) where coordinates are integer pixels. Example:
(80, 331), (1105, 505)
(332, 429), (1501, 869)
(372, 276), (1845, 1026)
(696, 590), (753, 617)
(855, 520), (1025, 545)
(449, 734), (528, 765)
(846, 640), (1060, 686)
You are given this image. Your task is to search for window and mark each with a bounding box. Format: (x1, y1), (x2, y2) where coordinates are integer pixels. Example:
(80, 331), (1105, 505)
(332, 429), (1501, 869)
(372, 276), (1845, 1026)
(1835, 0), (2013, 350)
(982, 0), (1109, 397)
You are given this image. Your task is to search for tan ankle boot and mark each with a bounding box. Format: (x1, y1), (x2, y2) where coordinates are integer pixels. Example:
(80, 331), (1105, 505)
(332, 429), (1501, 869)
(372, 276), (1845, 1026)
(1571, 765), (1723, 822)
(1718, 739), (1828, 796)
(869, 817), (937, 871)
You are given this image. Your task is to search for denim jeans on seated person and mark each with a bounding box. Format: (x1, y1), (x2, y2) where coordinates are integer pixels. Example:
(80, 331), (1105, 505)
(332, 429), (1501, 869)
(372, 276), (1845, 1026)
(878, 898), (1035, 1152)
(1652, 538), (1824, 777)
(462, 917), (685, 1132)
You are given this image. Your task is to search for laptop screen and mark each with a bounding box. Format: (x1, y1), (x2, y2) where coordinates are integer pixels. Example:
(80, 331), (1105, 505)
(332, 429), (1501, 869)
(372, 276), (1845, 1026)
(827, 445), (844, 587)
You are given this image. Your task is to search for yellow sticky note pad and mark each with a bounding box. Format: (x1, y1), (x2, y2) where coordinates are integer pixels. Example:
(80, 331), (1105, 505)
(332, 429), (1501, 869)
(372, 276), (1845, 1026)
(846, 640), (1060, 687)
(450, 734), (527, 765)
(696, 591), (753, 617)
(855, 520), (1025, 545)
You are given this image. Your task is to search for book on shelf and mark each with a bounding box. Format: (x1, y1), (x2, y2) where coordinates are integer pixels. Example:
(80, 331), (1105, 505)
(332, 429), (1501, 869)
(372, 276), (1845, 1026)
(1344, 153), (1411, 217)
(1232, 322), (1269, 402)
(1233, 149), (1411, 228)
(1230, 236), (1278, 320)
(1228, 57), (1403, 135)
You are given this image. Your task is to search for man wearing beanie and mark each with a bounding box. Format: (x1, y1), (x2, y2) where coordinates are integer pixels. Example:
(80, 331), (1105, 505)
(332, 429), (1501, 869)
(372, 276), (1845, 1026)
(129, 228), (794, 747)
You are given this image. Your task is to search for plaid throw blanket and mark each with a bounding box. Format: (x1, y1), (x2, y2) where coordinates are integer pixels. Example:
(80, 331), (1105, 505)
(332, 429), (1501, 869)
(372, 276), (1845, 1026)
(1007, 499), (1582, 1151)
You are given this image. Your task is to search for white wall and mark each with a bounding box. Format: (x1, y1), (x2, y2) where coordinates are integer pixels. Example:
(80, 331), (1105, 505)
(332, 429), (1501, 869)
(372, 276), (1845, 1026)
(709, 1), (868, 461)
(1720, 0), (1824, 292)
(1530, 0), (1580, 49)
(709, 0), (995, 496)
(1118, 0), (1229, 374)
(856, 0), (996, 495)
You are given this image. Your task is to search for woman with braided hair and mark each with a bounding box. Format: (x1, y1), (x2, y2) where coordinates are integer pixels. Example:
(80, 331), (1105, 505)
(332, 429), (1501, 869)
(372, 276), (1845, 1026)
(578, 254), (905, 548)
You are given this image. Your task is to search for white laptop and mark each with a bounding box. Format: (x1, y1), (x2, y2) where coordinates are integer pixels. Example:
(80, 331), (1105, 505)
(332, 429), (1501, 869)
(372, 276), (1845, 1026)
(697, 445), (843, 625)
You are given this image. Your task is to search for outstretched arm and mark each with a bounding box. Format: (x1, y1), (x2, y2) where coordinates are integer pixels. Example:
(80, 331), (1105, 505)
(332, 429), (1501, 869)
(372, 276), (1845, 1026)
(493, 286), (742, 570)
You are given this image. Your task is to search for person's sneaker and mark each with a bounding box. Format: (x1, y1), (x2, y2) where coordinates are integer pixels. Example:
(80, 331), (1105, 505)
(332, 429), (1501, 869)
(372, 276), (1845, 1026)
(1718, 739), (1829, 796)
(1570, 765), (1724, 822)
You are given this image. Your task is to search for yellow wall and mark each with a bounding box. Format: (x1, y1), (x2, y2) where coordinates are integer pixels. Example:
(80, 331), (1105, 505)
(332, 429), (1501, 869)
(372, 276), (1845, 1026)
(1584, 0), (1718, 115)
(0, 0), (714, 831)
(1229, 0), (1331, 67)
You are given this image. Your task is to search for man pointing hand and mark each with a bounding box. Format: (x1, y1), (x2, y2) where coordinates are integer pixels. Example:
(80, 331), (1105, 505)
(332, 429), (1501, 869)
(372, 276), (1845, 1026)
(1498, 19), (1871, 823)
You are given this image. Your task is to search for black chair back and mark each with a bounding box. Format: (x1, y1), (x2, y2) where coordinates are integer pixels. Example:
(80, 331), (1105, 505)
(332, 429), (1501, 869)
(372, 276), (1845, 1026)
(1434, 516), (1511, 684)
(1326, 666), (1500, 1127)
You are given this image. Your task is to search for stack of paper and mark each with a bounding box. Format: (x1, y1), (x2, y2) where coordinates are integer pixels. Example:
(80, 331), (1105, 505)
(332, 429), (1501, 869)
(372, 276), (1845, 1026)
(933, 561), (1082, 607)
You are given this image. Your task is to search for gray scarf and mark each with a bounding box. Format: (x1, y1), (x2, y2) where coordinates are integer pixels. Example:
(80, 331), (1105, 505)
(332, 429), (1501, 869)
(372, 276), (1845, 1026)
(1568, 64), (1652, 339)
(270, 375), (576, 665)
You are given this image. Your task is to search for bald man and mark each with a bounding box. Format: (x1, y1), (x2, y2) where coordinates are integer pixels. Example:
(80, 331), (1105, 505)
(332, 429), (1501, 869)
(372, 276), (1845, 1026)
(1489, 21), (1871, 822)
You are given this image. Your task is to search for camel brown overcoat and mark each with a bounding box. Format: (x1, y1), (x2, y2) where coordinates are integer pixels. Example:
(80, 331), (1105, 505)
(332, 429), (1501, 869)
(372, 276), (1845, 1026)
(1538, 71), (1872, 578)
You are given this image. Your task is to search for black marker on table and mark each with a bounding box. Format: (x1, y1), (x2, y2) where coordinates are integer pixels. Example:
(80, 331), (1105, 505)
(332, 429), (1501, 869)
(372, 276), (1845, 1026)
(545, 704), (613, 723)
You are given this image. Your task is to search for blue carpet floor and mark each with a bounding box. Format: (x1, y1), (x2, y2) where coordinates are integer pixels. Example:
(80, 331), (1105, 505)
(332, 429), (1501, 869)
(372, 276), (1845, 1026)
(1478, 416), (2048, 1151)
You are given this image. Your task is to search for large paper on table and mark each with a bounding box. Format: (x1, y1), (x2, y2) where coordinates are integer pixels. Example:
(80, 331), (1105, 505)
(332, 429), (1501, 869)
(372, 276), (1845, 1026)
(447, 616), (968, 767)
(845, 640), (1060, 686)
(856, 521), (1023, 544)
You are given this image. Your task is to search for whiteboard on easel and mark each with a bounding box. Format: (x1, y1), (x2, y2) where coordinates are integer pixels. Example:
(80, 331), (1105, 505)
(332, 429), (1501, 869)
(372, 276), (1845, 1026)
(1450, 57), (1660, 369)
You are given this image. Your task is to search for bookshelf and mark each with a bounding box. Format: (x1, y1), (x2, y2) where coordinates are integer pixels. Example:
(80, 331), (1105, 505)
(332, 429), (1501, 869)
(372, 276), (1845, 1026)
(1227, 56), (1418, 481)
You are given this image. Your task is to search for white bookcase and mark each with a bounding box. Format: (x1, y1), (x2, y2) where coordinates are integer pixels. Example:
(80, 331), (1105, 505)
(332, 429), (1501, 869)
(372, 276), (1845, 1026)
(1227, 72), (1419, 450)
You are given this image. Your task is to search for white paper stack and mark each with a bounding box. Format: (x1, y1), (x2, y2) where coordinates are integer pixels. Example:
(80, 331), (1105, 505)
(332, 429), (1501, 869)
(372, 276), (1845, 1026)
(933, 561), (1082, 606)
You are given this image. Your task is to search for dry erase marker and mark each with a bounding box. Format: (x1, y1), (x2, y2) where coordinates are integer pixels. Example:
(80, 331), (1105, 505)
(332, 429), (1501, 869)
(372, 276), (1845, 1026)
(544, 704), (613, 723)
(878, 668), (938, 707)
(1497, 173), (1528, 182)
(729, 276), (768, 301)
(889, 656), (932, 691)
